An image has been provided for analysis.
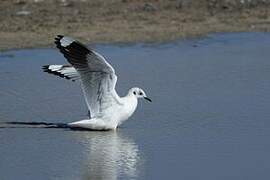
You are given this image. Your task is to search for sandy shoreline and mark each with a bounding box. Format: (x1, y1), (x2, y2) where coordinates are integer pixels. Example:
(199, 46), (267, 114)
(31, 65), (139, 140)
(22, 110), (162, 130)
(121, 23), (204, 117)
(1, 0), (270, 51)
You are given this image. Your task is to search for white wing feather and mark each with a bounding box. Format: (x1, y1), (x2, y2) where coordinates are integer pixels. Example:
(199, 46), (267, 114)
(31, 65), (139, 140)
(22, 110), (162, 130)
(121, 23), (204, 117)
(43, 64), (79, 81)
(54, 35), (122, 118)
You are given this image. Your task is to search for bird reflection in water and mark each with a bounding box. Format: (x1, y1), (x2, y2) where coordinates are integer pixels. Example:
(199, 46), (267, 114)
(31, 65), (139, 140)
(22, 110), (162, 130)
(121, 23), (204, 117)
(75, 131), (142, 180)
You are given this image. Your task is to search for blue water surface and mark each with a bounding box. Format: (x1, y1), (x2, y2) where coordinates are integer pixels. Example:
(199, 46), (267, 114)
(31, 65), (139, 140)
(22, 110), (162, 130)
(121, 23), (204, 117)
(1, 32), (270, 180)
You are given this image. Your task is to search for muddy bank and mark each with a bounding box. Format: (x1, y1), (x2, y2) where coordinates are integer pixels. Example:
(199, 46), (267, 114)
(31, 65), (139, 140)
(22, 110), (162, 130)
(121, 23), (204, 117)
(1, 0), (270, 50)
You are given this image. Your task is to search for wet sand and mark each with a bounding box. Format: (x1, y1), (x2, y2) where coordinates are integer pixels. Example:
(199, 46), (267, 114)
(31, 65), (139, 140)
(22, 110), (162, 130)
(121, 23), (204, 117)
(1, 0), (270, 50)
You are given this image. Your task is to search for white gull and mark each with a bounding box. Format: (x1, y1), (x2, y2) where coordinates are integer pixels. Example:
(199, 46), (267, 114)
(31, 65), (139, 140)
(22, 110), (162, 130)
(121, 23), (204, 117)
(43, 35), (151, 130)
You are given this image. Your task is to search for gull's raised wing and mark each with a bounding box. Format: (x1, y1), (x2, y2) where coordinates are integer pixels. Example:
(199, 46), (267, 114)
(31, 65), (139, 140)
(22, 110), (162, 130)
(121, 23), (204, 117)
(54, 35), (121, 118)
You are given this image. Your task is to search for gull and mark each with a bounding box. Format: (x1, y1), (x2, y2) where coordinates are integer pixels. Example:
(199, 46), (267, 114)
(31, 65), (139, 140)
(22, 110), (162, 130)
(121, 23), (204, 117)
(43, 35), (151, 130)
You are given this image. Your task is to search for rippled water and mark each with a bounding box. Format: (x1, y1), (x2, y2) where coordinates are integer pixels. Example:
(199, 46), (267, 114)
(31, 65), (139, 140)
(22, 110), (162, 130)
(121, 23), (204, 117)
(1, 32), (270, 180)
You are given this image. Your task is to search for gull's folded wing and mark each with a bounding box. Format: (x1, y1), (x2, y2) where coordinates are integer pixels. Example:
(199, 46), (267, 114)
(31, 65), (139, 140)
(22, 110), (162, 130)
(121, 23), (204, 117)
(54, 35), (121, 118)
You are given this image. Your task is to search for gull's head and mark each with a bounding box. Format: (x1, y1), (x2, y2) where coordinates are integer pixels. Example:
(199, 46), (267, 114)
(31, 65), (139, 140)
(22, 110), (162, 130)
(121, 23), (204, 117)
(129, 87), (152, 102)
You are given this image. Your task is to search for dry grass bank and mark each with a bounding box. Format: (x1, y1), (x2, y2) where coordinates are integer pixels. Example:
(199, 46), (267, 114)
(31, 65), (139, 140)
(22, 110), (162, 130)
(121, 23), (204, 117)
(1, 0), (270, 50)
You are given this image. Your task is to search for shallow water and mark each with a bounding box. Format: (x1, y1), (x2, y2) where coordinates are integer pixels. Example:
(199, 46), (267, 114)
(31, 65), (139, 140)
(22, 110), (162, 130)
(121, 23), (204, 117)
(1, 32), (270, 180)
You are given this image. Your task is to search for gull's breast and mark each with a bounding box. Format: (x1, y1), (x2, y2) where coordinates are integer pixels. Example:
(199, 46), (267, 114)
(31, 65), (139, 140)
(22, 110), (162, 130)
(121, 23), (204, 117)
(116, 97), (138, 125)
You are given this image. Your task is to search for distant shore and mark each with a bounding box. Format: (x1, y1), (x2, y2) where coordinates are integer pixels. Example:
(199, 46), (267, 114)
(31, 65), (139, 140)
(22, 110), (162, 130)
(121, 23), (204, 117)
(1, 0), (270, 51)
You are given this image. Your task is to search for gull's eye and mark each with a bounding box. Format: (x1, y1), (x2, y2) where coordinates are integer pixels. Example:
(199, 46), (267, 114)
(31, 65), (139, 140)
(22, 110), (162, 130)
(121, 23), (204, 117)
(133, 91), (136, 95)
(139, 92), (143, 95)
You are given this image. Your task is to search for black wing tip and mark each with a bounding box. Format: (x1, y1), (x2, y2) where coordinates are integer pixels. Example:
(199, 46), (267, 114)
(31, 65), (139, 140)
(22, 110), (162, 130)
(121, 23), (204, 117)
(43, 65), (49, 68)
(54, 35), (64, 46)
(53, 35), (91, 63)
(42, 65), (72, 80)
(54, 34), (89, 50)
(55, 35), (64, 41)
(42, 65), (50, 72)
(54, 35), (73, 49)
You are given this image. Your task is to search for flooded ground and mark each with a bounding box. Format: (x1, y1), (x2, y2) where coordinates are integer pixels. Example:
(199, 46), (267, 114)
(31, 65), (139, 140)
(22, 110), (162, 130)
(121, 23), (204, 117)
(1, 32), (270, 179)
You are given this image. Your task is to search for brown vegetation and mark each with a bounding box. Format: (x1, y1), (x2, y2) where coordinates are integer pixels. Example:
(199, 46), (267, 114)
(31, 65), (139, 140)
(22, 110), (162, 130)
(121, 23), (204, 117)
(0, 0), (270, 50)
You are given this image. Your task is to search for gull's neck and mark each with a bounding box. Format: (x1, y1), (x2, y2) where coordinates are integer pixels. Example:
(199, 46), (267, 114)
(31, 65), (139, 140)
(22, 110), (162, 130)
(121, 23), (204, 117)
(123, 92), (138, 111)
